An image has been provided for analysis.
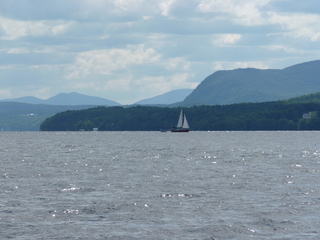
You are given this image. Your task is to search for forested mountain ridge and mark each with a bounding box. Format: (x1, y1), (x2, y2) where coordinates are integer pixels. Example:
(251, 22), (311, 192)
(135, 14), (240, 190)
(3, 90), (320, 131)
(40, 99), (320, 131)
(184, 60), (320, 105)
(286, 92), (320, 103)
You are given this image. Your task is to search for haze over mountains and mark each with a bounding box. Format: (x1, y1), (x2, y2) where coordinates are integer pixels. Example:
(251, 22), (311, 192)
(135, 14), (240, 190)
(1, 59), (320, 131)
(0, 90), (191, 130)
(2, 92), (121, 106)
(2, 60), (320, 107)
(134, 89), (193, 105)
(1, 90), (193, 106)
(184, 60), (320, 105)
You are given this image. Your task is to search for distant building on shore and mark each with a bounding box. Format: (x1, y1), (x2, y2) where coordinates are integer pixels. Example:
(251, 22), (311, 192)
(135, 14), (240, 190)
(303, 112), (312, 119)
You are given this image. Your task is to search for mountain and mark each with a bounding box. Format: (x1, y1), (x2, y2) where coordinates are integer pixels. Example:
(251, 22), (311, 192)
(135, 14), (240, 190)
(4, 96), (45, 105)
(45, 92), (120, 106)
(286, 92), (320, 103)
(1, 92), (121, 106)
(135, 89), (193, 105)
(0, 102), (100, 131)
(183, 60), (320, 105)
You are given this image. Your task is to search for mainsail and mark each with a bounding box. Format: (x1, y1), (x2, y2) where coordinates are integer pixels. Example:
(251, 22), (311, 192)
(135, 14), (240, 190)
(177, 110), (183, 128)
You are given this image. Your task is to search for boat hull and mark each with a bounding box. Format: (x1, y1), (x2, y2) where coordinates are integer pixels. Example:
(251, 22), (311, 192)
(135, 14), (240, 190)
(171, 129), (189, 132)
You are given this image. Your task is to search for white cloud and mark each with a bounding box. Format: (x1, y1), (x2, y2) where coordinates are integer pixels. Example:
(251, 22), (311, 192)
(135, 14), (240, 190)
(51, 24), (71, 35)
(136, 72), (197, 93)
(30, 87), (51, 99)
(268, 12), (320, 41)
(112, 0), (145, 11)
(0, 86), (51, 100)
(0, 15), (76, 40)
(212, 34), (242, 46)
(75, 0), (157, 19)
(198, 0), (320, 42)
(198, 0), (272, 25)
(33, 47), (56, 54)
(66, 44), (161, 79)
(263, 44), (305, 54)
(7, 48), (30, 54)
(212, 61), (269, 71)
(72, 77), (132, 92)
(164, 57), (190, 71)
(104, 78), (132, 91)
(0, 89), (11, 98)
(1, 0), (320, 104)
(159, 0), (177, 17)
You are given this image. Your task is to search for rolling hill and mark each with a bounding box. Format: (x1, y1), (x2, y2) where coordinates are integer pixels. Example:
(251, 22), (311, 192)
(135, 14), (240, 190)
(0, 102), (109, 131)
(184, 60), (320, 105)
(1, 92), (120, 106)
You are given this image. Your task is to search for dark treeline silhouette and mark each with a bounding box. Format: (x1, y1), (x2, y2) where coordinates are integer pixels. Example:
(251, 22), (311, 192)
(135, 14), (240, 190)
(40, 101), (320, 131)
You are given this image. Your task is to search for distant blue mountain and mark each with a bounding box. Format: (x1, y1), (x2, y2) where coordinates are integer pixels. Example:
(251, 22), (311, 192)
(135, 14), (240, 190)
(4, 96), (45, 105)
(135, 89), (193, 105)
(1, 92), (121, 106)
(45, 92), (120, 106)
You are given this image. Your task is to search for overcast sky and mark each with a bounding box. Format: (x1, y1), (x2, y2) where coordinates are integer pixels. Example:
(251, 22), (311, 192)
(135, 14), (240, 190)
(1, 0), (320, 104)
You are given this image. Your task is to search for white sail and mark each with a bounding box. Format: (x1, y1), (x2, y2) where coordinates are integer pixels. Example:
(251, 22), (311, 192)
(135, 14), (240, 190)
(182, 114), (189, 129)
(171, 109), (190, 132)
(176, 110), (183, 128)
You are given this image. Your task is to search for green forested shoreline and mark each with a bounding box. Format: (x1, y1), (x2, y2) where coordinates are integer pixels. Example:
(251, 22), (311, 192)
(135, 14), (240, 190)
(40, 101), (320, 131)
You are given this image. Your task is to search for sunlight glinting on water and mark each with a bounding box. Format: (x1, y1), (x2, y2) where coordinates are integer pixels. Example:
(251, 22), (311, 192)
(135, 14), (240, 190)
(1, 131), (320, 239)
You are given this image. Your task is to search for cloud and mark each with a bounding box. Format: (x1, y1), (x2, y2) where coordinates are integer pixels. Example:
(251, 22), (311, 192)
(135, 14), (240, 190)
(266, 0), (320, 14)
(71, 76), (132, 92)
(65, 44), (161, 79)
(197, 0), (320, 43)
(0, 15), (76, 40)
(212, 61), (270, 71)
(28, 87), (51, 99)
(164, 57), (190, 71)
(268, 12), (320, 41)
(134, 73), (198, 96)
(112, 0), (146, 11)
(263, 44), (306, 54)
(1, 0), (320, 104)
(212, 34), (242, 46)
(198, 0), (272, 25)
(104, 77), (132, 91)
(0, 89), (11, 98)
(7, 48), (30, 54)
(159, 0), (178, 17)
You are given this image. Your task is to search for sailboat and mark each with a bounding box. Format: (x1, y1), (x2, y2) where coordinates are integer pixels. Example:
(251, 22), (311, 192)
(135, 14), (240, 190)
(171, 109), (189, 132)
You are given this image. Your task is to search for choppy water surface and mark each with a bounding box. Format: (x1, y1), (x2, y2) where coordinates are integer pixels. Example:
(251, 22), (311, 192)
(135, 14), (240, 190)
(1, 131), (320, 239)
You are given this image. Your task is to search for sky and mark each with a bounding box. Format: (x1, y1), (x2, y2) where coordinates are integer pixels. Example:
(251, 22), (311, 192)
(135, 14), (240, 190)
(1, 0), (320, 104)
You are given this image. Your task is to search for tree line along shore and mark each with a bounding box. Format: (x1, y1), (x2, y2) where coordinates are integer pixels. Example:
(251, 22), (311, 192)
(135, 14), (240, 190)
(40, 101), (320, 131)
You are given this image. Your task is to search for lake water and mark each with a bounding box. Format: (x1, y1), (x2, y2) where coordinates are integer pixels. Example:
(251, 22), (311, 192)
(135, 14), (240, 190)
(1, 131), (320, 239)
